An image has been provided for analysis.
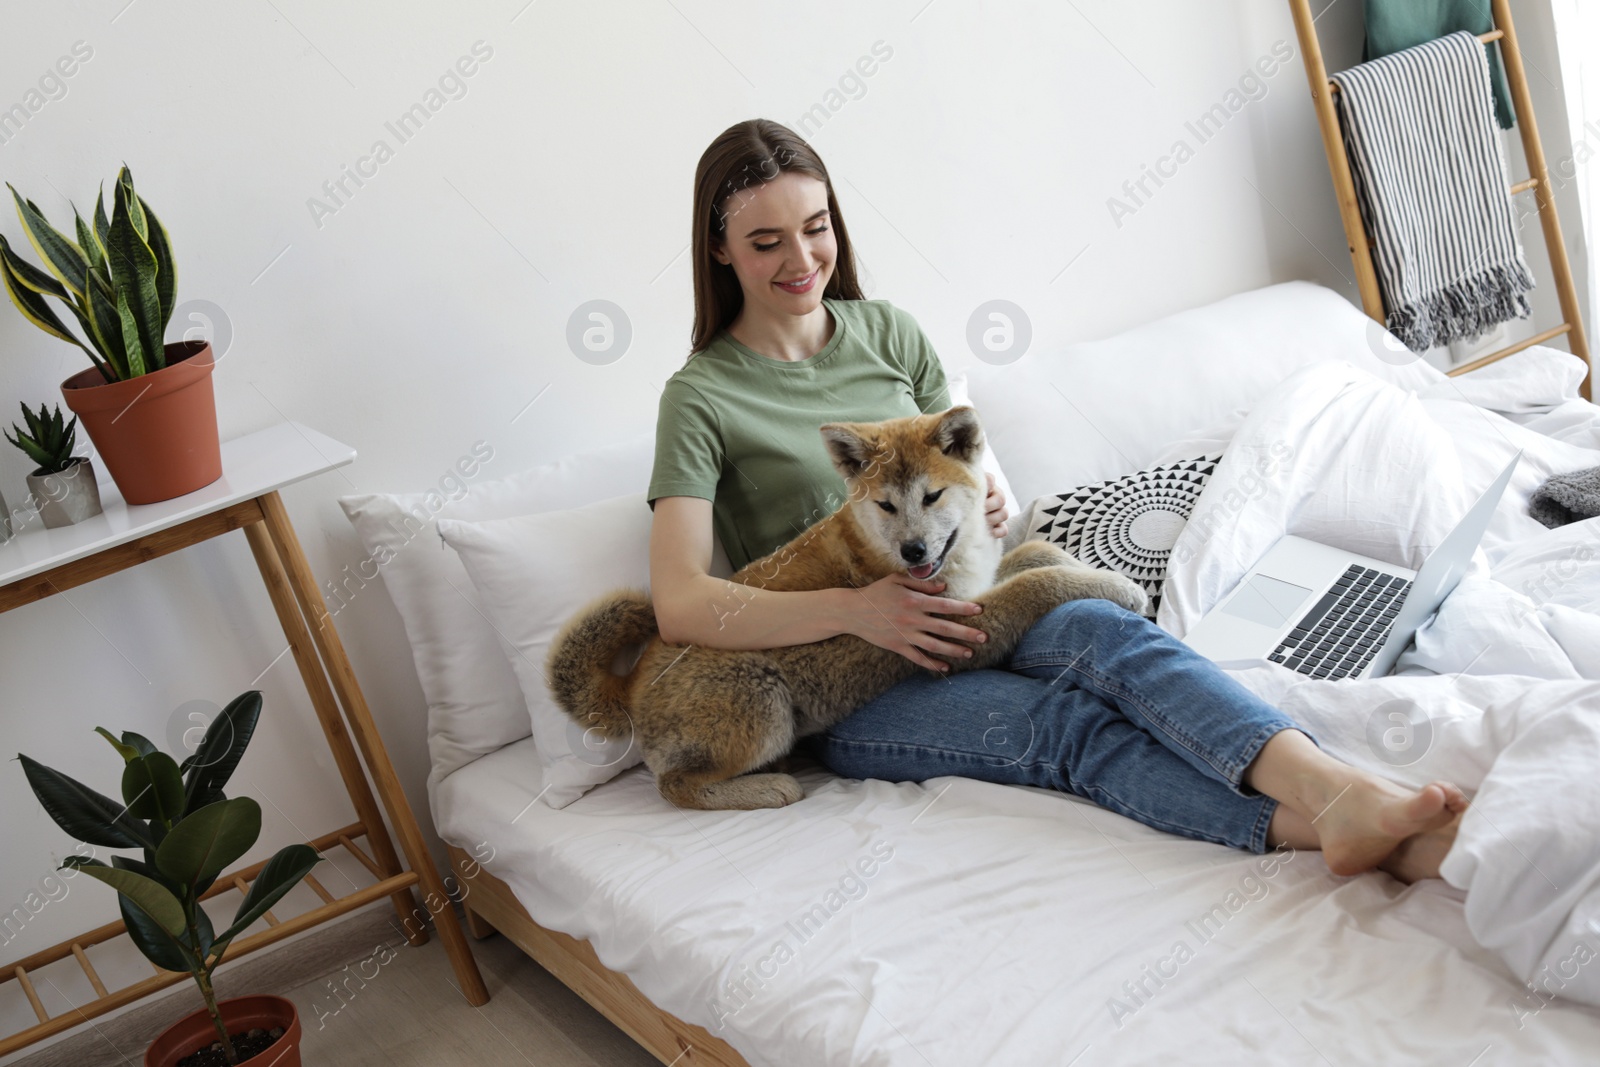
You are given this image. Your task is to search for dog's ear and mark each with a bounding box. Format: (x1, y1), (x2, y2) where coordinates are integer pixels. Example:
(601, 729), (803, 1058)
(820, 423), (874, 479)
(930, 405), (983, 463)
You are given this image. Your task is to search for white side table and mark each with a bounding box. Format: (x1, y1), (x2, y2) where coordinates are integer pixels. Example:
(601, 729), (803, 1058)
(0, 422), (489, 1056)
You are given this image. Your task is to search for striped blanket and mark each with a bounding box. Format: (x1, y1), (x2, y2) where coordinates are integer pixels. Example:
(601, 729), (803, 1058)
(1331, 30), (1534, 352)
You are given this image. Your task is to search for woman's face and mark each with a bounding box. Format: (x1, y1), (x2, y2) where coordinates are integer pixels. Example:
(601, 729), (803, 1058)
(711, 170), (836, 321)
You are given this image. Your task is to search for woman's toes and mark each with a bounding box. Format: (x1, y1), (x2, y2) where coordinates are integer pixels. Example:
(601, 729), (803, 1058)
(1394, 782), (1449, 830)
(1437, 782), (1471, 813)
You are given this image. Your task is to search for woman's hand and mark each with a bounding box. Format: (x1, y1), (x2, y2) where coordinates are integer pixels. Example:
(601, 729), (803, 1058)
(843, 573), (987, 673)
(984, 472), (1008, 539)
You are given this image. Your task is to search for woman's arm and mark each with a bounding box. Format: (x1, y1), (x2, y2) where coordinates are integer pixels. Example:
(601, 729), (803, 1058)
(650, 495), (989, 671)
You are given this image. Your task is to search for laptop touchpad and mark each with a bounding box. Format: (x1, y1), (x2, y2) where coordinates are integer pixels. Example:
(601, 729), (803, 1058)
(1219, 574), (1313, 628)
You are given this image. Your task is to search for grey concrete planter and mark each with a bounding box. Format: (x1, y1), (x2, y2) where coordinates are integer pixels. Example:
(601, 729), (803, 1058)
(0, 487), (12, 542)
(27, 457), (104, 528)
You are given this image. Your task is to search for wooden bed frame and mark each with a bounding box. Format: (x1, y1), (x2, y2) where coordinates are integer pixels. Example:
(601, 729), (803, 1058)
(446, 845), (751, 1066)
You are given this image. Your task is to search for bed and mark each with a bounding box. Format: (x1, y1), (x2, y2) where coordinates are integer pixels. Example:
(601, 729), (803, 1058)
(343, 281), (1600, 1065)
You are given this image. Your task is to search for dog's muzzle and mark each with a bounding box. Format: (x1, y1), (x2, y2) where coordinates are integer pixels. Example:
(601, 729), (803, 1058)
(906, 528), (958, 580)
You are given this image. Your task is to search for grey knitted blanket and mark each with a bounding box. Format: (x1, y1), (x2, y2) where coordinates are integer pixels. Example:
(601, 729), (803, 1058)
(1331, 31), (1535, 352)
(1529, 465), (1600, 528)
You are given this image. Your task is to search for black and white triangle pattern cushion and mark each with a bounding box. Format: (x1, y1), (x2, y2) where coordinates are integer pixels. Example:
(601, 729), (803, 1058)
(1023, 454), (1223, 616)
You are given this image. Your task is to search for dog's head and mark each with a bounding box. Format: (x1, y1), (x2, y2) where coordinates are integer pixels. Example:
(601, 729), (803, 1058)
(819, 405), (987, 581)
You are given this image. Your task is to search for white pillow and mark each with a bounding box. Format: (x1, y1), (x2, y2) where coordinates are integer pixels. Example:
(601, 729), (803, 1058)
(965, 280), (1450, 508)
(439, 493), (686, 807)
(338, 434), (657, 789)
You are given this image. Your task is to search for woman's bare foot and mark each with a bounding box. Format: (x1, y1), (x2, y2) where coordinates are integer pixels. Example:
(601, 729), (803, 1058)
(1379, 810), (1465, 884)
(1315, 778), (1466, 876)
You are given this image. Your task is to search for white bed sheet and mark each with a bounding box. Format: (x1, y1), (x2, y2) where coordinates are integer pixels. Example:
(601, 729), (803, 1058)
(437, 740), (1600, 1065)
(435, 345), (1600, 1065)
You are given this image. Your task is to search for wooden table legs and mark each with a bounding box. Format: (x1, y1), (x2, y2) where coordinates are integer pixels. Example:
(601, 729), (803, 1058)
(243, 522), (426, 947)
(256, 491), (490, 1006)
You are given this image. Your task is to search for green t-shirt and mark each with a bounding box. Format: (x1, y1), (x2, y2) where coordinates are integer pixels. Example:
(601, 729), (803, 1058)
(647, 297), (952, 573)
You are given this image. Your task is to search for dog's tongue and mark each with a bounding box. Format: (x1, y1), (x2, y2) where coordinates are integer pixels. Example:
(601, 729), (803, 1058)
(908, 562), (936, 580)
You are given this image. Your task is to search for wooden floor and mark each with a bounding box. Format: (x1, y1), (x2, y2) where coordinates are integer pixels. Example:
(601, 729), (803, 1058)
(7, 918), (658, 1067)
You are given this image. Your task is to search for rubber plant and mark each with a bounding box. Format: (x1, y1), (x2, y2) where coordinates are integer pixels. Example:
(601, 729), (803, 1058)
(17, 692), (321, 1065)
(0, 164), (176, 383)
(5, 401), (79, 475)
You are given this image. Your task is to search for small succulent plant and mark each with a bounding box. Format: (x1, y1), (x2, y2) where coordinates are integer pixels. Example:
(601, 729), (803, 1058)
(5, 401), (80, 476)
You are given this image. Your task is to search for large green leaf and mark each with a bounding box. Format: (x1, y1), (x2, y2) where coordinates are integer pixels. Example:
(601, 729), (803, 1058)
(19, 753), (153, 849)
(121, 732), (159, 757)
(8, 184), (88, 298)
(115, 854), (217, 961)
(86, 269), (129, 379)
(115, 283), (148, 378)
(122, 752), (185, 824)
(0, 249), (87, 351)
(119, 893), (198, 973)
(94, 186), (110, 253)
(106, 179), (161, 372)
(74, 865), (187, 935)
(155, 797), (260, 891)
(137, 195), (175, 338)
(0, 232), (69, 298)
(118, 167), (148, 242)
(184, 691), (261, 812)
(214, 844), (321, 952)
(74, 203), (108, 280)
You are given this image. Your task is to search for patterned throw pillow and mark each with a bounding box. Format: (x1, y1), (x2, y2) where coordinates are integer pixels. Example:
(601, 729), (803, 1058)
(1023, 454), (1223, 616)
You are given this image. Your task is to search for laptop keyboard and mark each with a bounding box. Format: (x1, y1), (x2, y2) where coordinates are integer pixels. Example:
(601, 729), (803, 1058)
(1267, 565), (1412, 679)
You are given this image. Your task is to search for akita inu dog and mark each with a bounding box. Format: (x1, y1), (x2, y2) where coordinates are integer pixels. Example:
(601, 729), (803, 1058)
(546, 405), (1152, 811)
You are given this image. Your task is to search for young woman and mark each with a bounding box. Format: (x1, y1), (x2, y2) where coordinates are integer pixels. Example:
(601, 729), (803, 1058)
(646, 119), (1464, 882)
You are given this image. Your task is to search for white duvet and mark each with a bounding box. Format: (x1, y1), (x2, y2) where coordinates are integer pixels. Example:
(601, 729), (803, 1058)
(1157, 355), (1600, 1011)
(435, 349), (1600, 1065)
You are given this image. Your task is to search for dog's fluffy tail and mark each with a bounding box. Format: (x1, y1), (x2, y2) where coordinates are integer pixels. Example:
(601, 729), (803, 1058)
(544, 587), (656, 741)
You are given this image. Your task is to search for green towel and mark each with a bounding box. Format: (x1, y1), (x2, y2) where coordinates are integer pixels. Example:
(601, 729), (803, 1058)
(1362, 0), (1515, 129)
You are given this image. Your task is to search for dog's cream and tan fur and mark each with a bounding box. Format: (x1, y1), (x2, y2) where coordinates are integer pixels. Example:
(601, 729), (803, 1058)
(546, 406), (1152, 810)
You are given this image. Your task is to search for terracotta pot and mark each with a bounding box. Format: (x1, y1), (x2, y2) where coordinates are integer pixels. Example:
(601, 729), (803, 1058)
(60, 341), (222, 505)
(144, 994), (302, 1067)
(26, 456), (104, 528)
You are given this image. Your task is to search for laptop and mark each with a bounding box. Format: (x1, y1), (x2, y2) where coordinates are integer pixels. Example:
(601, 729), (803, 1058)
(1182, 450), (1521, 679)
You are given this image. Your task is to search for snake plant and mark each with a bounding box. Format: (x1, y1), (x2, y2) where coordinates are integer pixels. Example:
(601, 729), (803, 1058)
(0, 165), (177, 383)
(18, 692), (321, 1065)
(5, 401), (80, 476)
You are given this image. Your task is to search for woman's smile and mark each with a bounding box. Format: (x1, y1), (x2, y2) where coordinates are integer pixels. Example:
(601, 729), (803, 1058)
(775, 269), (819, 294)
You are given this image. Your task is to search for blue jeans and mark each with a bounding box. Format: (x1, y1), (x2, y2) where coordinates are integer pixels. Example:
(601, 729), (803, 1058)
(804, 598), (1307, 853)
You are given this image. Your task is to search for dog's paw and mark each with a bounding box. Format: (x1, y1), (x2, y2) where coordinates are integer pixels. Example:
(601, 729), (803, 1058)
(1102, 575), (1153, 616)
(732, 772), (805, 809)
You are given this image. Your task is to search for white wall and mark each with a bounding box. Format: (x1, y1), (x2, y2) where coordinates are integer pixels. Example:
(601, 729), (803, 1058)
(0, 0), (1587, 1035)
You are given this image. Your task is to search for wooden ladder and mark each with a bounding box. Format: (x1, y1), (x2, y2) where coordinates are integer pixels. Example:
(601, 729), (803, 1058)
(1289, 0), (1593, 401)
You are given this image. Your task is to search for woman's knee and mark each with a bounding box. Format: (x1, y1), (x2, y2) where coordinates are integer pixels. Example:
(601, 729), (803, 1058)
(1010, 597), (1153, 663)
(1040, 597), (1151, 639)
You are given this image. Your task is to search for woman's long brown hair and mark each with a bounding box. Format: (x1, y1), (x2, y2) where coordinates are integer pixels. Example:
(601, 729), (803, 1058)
(689, 119), (865, 356)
